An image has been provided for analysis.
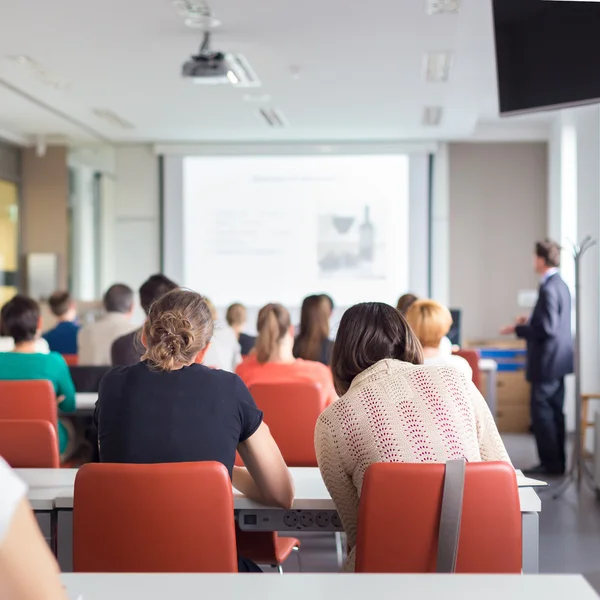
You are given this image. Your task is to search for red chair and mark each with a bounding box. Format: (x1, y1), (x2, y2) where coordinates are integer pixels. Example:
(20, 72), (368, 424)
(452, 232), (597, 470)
(249, 381), (326, 467)
(73, 462), (238, 573)
(0, 380), (58, 434)
(0, 420), (59, 468)
(62, 354), (79, 366)
(355, 461), (521, 573)
(453, 349), (481, 389)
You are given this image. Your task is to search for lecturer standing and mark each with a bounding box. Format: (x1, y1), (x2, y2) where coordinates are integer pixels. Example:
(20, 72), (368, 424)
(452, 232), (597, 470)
(501, 240), (574, 476)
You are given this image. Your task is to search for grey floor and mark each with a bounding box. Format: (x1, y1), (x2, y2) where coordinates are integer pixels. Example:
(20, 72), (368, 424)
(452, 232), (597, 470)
(276, 434), (600, 580)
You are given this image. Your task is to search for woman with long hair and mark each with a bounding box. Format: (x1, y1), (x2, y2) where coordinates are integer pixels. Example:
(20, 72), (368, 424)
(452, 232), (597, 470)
(315, 302), (509, 571)
(236, 303), (337, 405)
(293, 295), (333, 365)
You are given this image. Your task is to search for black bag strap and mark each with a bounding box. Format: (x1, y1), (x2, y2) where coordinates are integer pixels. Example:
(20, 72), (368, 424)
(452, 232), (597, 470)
(436, 458), (466, 573)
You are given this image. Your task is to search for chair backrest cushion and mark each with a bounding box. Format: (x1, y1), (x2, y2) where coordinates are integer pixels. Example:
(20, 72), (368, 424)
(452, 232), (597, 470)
(73, 461), (238, 573)
(0, 380), (57, 432)
(453, 349), (481, 389)
(356, 461), (521, 573)
(0, 419), (59, 468)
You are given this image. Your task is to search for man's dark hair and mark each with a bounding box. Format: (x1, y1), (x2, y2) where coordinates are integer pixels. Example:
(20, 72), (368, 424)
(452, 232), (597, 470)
(331, 302), (423, 396)
(48, 290), (72, 317)
(139, 274), (178, 315)
(103, 284), (134, 314)
(535, 239), (561, 268)
(0, 295), (40, 343)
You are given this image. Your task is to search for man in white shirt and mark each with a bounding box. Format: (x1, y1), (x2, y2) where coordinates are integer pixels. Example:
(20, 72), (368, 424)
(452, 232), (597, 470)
(78, 283), (137, 365)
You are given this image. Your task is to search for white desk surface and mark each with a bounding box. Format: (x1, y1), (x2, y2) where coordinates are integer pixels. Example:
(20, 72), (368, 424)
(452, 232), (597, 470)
(19, 467), (542, 513)
(75, 392), (97, 410)
(61, 574), (598, 600)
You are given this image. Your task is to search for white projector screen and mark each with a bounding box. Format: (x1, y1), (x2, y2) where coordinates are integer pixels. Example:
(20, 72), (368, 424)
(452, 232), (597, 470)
(179, 154), (410, 309)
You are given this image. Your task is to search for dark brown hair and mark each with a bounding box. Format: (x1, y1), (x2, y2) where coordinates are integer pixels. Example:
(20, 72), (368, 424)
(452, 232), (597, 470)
(396, 293), (418, 315)
(0, 295), (40, 343)
(103, 283), (134, 314)
(535, 239), (561, 268)
(294, 295), (330, 362)
(139, 274), (178, 315)
(48, 290), (72, 317)
(142, 289), (213, 371)
(331, 302), (423, 396)
(255, 303), (291, 364)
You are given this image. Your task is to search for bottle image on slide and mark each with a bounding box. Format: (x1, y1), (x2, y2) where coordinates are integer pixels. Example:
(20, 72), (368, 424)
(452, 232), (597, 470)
(359, 205), (374, 261)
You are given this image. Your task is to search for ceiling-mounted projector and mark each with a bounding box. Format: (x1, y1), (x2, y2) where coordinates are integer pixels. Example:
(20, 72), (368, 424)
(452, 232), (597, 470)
(181, 32), (260, 87)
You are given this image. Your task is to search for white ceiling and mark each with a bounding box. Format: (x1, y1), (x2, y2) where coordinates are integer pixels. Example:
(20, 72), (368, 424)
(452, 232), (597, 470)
(0, 0), (554, 145)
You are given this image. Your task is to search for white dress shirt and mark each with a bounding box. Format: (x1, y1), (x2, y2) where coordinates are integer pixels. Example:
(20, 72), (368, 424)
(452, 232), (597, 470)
(202, 324), (242, 373)
(0, 337), (49, 354)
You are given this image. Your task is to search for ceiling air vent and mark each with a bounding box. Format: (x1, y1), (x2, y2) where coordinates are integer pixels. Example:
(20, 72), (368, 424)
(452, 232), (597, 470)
(258, 107), (287, 128)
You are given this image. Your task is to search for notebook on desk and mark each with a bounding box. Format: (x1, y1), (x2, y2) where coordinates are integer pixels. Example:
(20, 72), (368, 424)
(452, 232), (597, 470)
(517, 475), (548, 488)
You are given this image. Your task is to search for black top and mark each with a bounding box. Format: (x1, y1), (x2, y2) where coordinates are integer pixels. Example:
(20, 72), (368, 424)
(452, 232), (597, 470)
(111, 328), (144, 367)
(293, 337), (334, 366)
(94, 361), (263, 476)
(515, 273), (574, 383)
(239, 333), (256, 356)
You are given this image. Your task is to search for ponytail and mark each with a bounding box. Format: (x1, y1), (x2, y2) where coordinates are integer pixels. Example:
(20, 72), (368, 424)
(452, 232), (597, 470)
(255, 303), (291, 364)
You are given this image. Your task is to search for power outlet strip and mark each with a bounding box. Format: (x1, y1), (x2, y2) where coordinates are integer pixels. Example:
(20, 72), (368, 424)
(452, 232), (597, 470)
(237, 509), (343, 532)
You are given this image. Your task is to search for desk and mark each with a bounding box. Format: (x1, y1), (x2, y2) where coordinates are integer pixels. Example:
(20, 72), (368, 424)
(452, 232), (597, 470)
(18, 467), (542, 574)
(478, 358), (498, 417)
(61, 574), (599, 600)
(75, 392), (97, 413)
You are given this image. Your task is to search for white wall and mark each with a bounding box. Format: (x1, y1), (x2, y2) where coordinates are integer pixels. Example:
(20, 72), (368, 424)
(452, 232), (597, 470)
(447, 142), (548, 342)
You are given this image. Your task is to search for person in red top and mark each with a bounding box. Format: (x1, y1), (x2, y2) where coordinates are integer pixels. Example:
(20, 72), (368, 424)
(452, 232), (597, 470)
(236, 303), (337, 406)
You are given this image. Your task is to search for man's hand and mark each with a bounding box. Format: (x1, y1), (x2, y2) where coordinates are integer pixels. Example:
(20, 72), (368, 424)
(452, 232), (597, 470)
(515, 315), (529, 326)
(499, 324), (516, 336)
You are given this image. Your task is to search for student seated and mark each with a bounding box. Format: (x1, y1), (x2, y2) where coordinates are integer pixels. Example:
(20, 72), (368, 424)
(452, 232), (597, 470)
(405, 299), (470, 376)
(111, 274), (178, 367)
(78, 283), (137, 366)
(226, 303), (256, 356)
(293, 294), (334, 366)
(201, 298), (242, 373)
(315, 302), (510, 571)
(0, 457), (68, 600)
(236, 303), (337, 405)
(95, 289), (293, 506)
(0, 296), (76, 458)
(43, 290), (79, 355)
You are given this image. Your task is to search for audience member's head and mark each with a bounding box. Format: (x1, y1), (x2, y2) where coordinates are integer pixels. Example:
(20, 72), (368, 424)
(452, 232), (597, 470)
(320, 294), (334, 318)
(255, 303), (293, 364)
(103, 284), (134, 315)
(142, 289), (214, 371)
(405, 299), (453, 351)
(48, 290), (77, 322)
(535, 239), (561, 274)
(226, 303), (247, 334)
(0, 295), (41, 344)
(203, 297), (218, 322)
(331, 302), (422, 396)
(295, 294), (330, 362)
(396, 293), (418, 315)
(139, 274), (178, 315)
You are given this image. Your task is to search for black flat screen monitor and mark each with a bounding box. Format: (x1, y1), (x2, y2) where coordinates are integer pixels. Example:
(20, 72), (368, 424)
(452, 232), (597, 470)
(448, 309), (461, 347)
(493, 0), (600, 115)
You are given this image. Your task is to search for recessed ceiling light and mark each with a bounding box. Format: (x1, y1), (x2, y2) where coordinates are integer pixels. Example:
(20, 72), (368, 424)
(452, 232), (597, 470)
(172, 0), (221, 28)
(426, 0), (460, 15)
(92, 109), (135, 130)
(423, 51), (453, 82)
(5, 55), (71, 90)
(422, 106), (443, 126)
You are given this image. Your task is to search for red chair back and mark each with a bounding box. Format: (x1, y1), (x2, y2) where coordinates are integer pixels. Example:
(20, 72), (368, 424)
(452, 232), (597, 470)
(356, 461), (521, 573)
(453, 349), (481, 389)
(249, 381), (326, 467)
(0, 380), (58, 434)
(73, 462), (237, 573)
(62, 354), (79, 366)
(0, 420), (59, 468)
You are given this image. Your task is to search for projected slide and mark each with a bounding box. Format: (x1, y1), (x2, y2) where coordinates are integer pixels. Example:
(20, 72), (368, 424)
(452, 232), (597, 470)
(182, 155), (409, 307)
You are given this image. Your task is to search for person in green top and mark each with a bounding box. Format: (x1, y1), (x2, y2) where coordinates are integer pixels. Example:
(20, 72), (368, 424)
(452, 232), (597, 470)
(0, 295), (76, 458)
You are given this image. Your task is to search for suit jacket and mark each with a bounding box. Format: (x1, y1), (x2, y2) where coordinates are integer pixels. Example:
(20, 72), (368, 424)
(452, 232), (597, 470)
(111, 328), (144, 367)
(515, 273), (574, 383)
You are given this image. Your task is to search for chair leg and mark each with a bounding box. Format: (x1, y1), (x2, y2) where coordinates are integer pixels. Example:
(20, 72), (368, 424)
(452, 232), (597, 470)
(293, 545), (301, 573)
(581, 397), (589, 457)
(276, 564), (284, 575)
(335, 532), (344, 569)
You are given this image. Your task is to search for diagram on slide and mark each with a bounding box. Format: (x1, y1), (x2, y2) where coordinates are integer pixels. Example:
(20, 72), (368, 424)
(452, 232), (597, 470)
(317, 204), (386, 279)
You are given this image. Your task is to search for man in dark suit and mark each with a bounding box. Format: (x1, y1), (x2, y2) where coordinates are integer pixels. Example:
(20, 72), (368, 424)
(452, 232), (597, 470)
(111, 274), (178, 366)
(501, 240), (574, 476)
